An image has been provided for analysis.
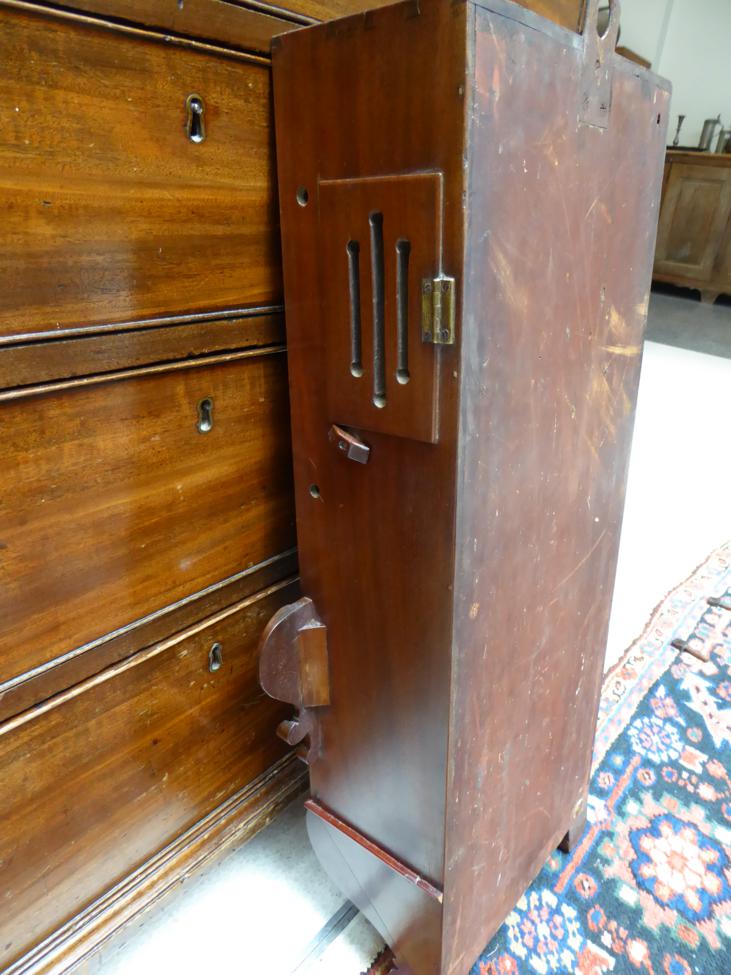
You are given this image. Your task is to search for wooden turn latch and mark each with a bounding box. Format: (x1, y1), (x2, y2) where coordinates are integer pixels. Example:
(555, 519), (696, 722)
(258, 597), (329, 764)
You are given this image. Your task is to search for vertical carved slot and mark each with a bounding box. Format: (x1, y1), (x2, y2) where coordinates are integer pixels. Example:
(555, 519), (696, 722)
(346, 241), (363, 378)
(369, 212), (386, 408)
(395, 239), (411, 385)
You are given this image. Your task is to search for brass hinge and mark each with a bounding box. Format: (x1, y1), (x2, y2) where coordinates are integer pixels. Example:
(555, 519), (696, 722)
(421, 275), (456, 346)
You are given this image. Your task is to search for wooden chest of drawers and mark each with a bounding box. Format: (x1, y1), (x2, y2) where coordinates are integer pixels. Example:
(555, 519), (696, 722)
(261, 1), (669, 972)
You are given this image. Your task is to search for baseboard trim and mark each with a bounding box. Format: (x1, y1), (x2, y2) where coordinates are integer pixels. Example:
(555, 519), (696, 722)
(5, 754), (307, 975)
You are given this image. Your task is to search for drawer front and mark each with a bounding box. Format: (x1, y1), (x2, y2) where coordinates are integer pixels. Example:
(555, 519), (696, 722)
(0, 352), (295, 691)
(0, 580), (296, 970)
(1, 5), (280, 342)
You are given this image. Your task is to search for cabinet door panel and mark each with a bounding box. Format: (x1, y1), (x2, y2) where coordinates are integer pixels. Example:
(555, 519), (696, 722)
(654, 163), (731, 281)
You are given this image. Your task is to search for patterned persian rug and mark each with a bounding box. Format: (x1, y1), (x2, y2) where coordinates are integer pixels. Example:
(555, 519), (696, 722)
(366, 542), (731, 975)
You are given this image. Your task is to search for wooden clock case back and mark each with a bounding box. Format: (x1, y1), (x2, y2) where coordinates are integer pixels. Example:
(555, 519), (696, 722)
(260, 1), (670, 971)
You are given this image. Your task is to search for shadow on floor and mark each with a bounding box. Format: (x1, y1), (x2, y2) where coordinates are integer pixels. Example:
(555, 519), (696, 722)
(647, 283), (731, 359)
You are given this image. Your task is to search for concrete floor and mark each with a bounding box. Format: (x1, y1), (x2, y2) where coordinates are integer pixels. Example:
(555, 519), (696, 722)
(91, 289), (731, 975)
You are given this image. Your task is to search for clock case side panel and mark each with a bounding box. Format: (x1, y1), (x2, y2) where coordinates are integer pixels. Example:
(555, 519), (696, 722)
(442, 2), (671, 973)
(270, 2), (471, 971)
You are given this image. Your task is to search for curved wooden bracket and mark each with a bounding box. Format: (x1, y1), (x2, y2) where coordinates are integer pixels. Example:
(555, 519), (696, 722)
(258, 596), (329, 764)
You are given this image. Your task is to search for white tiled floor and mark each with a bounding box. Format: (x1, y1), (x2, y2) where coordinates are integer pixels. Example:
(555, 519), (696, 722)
(91, 290), (731, 975)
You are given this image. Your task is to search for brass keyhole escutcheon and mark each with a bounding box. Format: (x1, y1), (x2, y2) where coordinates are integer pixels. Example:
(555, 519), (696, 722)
(197, 397), (213, 433)
(186, 94), (206, 143)
(208, 642), (223, 673)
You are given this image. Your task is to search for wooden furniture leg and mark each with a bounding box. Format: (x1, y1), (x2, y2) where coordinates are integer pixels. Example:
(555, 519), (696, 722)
(559, 796), (588, 853)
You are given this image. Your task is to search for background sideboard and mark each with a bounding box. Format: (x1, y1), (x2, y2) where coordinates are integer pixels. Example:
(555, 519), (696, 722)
(653, 151), (731, 303)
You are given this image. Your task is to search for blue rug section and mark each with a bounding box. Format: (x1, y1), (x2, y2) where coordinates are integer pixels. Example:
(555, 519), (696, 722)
(472, 544), (731, 975)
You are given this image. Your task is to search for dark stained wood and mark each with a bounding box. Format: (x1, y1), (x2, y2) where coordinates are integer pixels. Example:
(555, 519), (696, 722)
(0, 3), (280, 343)
(272, 0), (466, 901)
(0, 349), (295, 703)
(0, 579), (297, 972)
(269, 0), (669, 972)
(653, 151), (731, 302)
(0, 309), (284, 389)
(6, 754), (307, 975)
(6, 0), (586, 57)
(258, 596), (328, 760)
(305, 799), (443, 902)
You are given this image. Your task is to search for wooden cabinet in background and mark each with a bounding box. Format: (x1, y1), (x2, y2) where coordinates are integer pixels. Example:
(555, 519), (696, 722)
(653, 151), (731, 303)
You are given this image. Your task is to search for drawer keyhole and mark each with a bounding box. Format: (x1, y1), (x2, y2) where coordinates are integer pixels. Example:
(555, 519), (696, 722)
(197, 397), (213, 433)
(208, 642), (223, 673)
(186, 94), (206, 144)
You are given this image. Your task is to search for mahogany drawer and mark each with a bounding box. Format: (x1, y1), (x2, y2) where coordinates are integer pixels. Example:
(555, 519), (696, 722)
(0, 350), (295, 711)
(0, 3), (280, 343)
(0, 578), (296, 971)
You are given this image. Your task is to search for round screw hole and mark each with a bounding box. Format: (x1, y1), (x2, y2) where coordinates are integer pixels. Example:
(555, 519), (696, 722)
(296, 186), (309, 207)
(309, 484), (320, 499)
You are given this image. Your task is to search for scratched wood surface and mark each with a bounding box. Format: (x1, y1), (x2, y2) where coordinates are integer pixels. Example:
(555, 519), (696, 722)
(270, 1), (669, 972)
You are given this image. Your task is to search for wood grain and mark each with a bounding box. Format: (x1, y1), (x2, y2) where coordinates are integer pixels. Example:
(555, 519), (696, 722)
(0, 309), (285, 389)
(0, 350), (295, 696)
(270, 0), (669, 972)
(4, 754), (307, 975)
(0, 4), (280, 343)
(653, 154), (731, 299)
(443, 4), (670, 971)
(0, 579), (297, 972)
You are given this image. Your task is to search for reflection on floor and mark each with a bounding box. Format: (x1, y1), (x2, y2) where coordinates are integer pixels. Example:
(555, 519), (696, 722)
(92, 289), (731, 975)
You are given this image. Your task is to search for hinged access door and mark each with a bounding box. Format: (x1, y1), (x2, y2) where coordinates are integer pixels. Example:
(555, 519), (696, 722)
(318, 171), (449, 444)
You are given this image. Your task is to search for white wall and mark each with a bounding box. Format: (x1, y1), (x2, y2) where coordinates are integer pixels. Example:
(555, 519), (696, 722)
(618, 0), (731, 148)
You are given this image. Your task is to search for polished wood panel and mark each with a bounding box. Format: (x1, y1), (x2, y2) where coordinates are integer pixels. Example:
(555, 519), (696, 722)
(269, 0), (669, 972)
(0, 4), (279, 343)
(0, 350), (295, 697)
(0, 549), (297, 722)
(0, 579), (297, 972)
(7, 755), (306, 975)
(272, 0), (466, 891)
(7, 0), (305, 53)
(653, 152), (731, 302)
(0, 309), (284, 389)
(6, 0), (586, 56)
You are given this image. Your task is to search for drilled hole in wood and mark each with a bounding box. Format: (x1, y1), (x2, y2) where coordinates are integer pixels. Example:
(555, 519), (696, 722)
(596, 3), (612, 38)
(309, 484), (321, 499)
(369, 211), (386, 408)
(296, 186), (309, 207)
(347, 240), (363, 378)
(395, 238), (411, 385)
